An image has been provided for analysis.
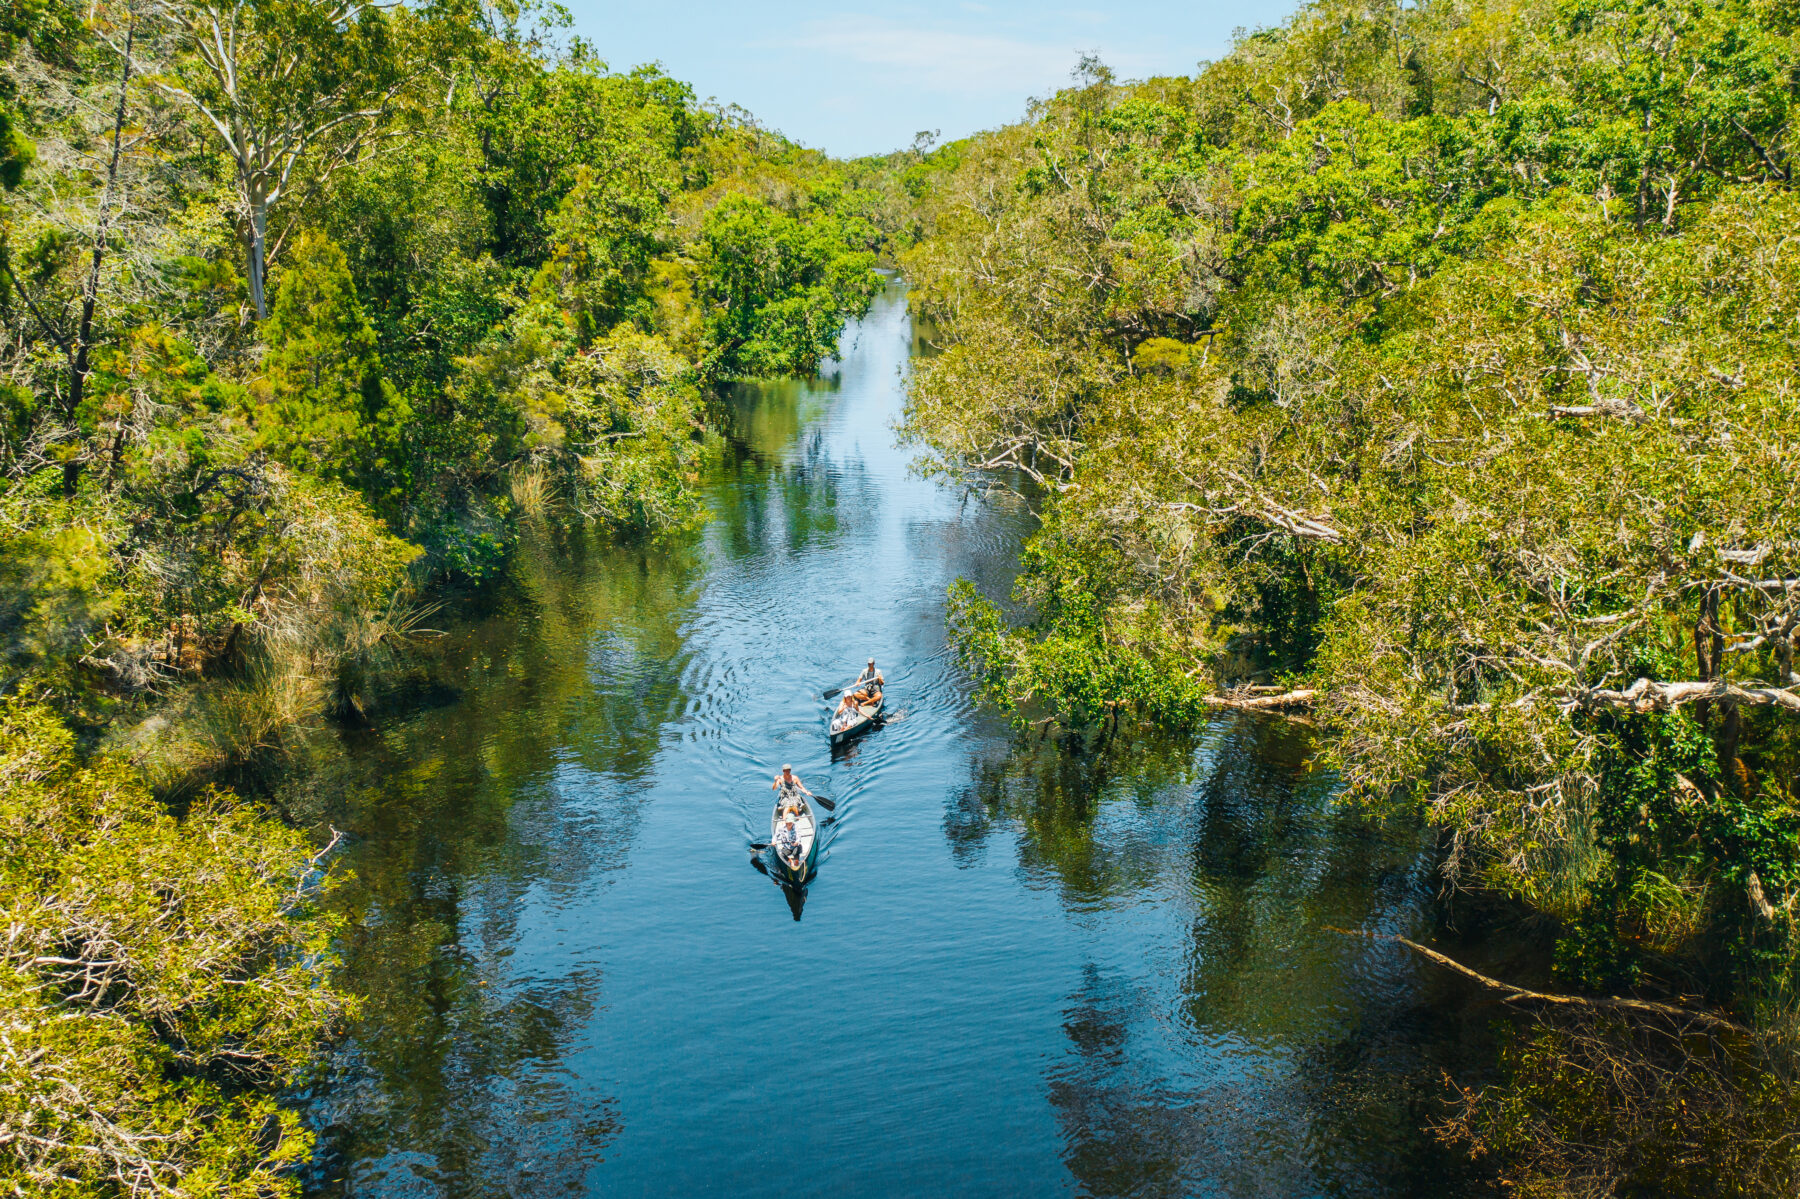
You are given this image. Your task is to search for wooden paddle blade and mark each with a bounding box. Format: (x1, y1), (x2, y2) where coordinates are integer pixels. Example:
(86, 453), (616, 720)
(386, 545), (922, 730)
(812, 794), (836, 812)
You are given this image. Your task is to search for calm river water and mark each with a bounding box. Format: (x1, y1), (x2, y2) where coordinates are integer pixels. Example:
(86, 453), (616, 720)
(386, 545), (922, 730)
(290, 282), (1495, 1197)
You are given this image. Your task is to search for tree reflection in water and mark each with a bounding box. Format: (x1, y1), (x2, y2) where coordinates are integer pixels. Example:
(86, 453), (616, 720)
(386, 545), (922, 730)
(284, 522), (706, 1195)
(946, 714), (1492, 1197)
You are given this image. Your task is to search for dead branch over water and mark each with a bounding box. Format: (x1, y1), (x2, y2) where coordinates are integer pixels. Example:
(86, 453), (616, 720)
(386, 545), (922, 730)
(1331, 927), (1751, 1036)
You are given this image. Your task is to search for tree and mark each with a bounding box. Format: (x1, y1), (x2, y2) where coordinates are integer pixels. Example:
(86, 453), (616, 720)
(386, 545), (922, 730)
(145, 0), (425, 318)
(697, 193), (878, 378)
(1, 4), (157, 495)
(472, 56), (700, 270)
(0, 699), (348, 1196)
(255, 230), (409, 498)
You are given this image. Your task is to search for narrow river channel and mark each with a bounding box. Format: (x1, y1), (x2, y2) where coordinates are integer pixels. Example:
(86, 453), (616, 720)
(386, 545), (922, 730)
(290, 281), (1494, 1197)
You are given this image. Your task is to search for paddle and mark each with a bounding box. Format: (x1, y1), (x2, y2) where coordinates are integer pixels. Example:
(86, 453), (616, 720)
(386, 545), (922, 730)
(822, 682), (855, 700)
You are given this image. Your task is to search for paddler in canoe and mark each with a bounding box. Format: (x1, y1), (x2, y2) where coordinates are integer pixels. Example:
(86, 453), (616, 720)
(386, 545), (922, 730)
(832, 684), (879, 722)
(772, 815), (803, 872)
(831, 658), (885, 732)
(770, 764), (815, 872)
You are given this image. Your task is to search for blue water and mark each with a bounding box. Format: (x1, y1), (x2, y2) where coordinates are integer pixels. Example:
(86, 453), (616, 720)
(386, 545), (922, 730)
(293, 282), (1489, 1197)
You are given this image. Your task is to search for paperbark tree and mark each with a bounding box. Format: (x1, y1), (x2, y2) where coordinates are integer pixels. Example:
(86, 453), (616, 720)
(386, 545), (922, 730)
(146, 0), (419, 318)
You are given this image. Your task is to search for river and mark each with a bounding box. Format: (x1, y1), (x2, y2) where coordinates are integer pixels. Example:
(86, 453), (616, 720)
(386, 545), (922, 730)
(288, 281), (1494, 1197)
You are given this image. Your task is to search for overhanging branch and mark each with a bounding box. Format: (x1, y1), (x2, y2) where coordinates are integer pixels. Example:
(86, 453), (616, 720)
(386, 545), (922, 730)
(1572, 677), (1800, 714)
(1332, 928), (1751, 1036)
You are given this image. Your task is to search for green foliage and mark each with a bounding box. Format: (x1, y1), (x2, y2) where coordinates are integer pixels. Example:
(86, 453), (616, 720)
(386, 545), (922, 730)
(319, 118), (499, 398)
(256, 232), (411, 501)
(1552, 917), (1645, 993)
(558, 325), (711, 532)
(947, 522), (1214, 728)
(1442, 1015), (1800, 1198)
(0, 100), (30, 192)
(697, 193), (879, 378)
(153, 0), (446, 316)
(900, 16), (1800, 1183)
(0, 699), (349, 1196)
(1233, 103), (1481, 298)
(475, 58), (700, 270)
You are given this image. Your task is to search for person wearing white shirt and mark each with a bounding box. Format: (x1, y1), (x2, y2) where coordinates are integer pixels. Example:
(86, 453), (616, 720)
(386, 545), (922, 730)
(772, 818), (803, 869)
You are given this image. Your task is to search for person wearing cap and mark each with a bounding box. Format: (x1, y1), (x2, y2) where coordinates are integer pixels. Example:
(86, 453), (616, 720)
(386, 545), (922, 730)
(772, 817), (803, 869)
(854, 657), (885, 694)
(772, 765), (812, 838)
(772, 763), (812, 808)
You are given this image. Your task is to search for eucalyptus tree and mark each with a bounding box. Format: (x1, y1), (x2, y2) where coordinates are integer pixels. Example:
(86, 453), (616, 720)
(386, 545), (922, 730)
(144, 0), (434, 318)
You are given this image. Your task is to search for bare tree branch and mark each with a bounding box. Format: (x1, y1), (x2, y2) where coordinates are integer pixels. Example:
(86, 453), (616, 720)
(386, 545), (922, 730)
(1332, 928), (1752, 1035)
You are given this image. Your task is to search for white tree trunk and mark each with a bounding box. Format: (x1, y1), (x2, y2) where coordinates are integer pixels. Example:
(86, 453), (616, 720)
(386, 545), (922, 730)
(246, 195), (269, 319)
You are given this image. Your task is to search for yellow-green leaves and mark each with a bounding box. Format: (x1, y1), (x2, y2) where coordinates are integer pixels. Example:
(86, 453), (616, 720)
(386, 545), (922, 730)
(0, 699), (348, 1196)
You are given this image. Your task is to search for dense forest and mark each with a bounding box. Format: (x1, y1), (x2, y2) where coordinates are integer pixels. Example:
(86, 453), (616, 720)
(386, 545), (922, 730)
(3, 0), (1799, 1192)
(0, 0), (881, 1189)
(898, 0), (1800, 1193)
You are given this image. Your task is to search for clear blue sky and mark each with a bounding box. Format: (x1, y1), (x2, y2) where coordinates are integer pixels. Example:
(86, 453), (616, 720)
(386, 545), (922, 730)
(560, 1), (1305, 157)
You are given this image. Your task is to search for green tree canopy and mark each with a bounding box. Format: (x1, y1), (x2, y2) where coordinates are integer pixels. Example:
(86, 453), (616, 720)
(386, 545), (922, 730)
(698, 193), (879, 378)
(256, 231), (410, 500)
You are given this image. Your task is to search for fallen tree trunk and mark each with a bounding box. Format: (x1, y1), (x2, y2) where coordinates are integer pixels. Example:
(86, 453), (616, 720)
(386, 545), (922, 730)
(1204, 688), (1317, 710)
(1332, 928), (1751, 1036)
(1572, 677), (1800, 714)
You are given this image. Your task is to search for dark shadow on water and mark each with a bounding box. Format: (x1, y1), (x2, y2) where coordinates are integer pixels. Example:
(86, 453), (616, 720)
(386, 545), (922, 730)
(945, 713), (1495, 1196)
(284, 518), (711, 1196)
(748, 852), (811, 921)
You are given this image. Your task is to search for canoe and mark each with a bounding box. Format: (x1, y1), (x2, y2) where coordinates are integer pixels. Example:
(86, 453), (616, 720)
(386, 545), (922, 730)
(768, 793), (818, 882)
(829, 690), (883, 745)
